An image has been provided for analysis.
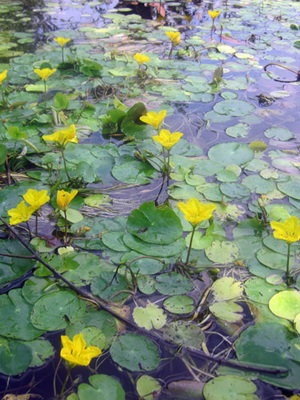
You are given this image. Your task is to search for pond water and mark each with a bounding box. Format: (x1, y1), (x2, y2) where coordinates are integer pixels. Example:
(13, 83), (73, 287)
(0, 0), (300, 399)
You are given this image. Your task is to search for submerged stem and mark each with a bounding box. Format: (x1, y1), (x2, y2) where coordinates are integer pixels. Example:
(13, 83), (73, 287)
(185, 225), (196, 266)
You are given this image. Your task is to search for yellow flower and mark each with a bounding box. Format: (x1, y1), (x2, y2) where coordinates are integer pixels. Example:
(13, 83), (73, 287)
(60, 333), (102, 367)
(42, 124), (78, 147)
(208, 10), (221, 20)
(270, 216), (300, 244)
(165, 31), (181, 46)
(34, 68), (57, 81)
(57, 189), (78, 211)
(178, 198), (216, 227)
(152, 129), (183, 150)
(133, 53), (151, 64)
(0, 70), (8, 85)
(54, 37), (71, 47)
(140, 110), (167, 130)
(23, 189), (50, 212)
(8, 201), (34, 225)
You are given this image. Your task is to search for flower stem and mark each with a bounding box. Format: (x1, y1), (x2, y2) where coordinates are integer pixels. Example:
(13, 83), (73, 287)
(59, 365), (72, 399)
(63, 210), (68, 243)
(61, 149), (72, 182)
(62, 47), (65, 63)
(168, 44), (174, 59)
(35, 213), (38, 235)
(286, 242), (292, 286)
(185, 225), (196, 266)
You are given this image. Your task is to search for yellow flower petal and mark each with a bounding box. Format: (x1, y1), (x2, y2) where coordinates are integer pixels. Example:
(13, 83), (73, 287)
(133, 53), (151, 64)
(165, 31), (181, 45)
(140, 110), (167, 130)
(34, 68), (57, 81)
(57, 189), (78, 211)
(152, 129), (183, 150)
(54, 37), (71, 47)
(42, 124), (77, 147)
(208, 10), (221, 20)
(178, 198), (216, 227)
(60, 333), (102, 367)
(270, 216), (300, 244)
(23, 189), (50, 212)
(0, 70), (8, 85)
(7, 201), (34, 225)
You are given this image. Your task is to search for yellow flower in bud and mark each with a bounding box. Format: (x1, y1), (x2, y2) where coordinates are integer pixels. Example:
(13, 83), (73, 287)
(178, 198), (216, 227)
(34, 68), (57, 81)
(208, 10), (221, 20)
(152, 129), (183, 150)
(23, 189), (50, 212)
(57, 189), (78, 211)
(8, 201), (34, 225)
(165, 31), (181, 46)
(0, 70), (8, 85)
(140, 110), (167, 130)
(60, 333), (102, 367)
(133, 53), (151, 64)
(42, 124), (77, 147)
(270, 216), (300, 244)
(54, 37), (71, 47)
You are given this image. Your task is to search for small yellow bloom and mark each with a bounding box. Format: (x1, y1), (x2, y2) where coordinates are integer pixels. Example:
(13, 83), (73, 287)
(165, 31), (181, 46)
(8, 201), (34, 225)
(140, 110), (167, 130)
(133, 53), (151, 64)
(152, 129), (183, 150)
(208, 10), (221, 20)
(60, 333), (102, 367)
(23, 189), (50, 212)
(0, 70), (8, 85)
(54, 37), (71, 47)
(178, 198), (216, 227)
(57, 189), (78, 211)
(270, 216), (300, 244)
(42, 124), (77, 147)
(34, 68), (57, 81)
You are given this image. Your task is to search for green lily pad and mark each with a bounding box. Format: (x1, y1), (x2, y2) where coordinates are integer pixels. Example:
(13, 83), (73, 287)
(133, 303), (167, 330)
(209, 300), (244, 323)
(269, 290), (300, 320)
(203, 375), (258, 400)
(155, 272), (194, 295)
(78, 374), (125, 400)
(244, 277), (284, 304)
(162, 321), (205, 349)
(208, 142), (253, 166)
(213, 99), (255, 117)
(127, 202), (183, 245)
(243, 175), (276, 194)
(136, 375), (161, 400)
(112, 157), (158, 184)
(226, 123), (250, 138)
(264, 127), (294, 141)
(278, 177), (300, 200)
(205, 240), (240, 263)
(211, 277), (243, 301)
(0, 338), (32, 376)
(123, 234), (186, 257)
(110, 333), (160, 372)
(163, 295), (194, 315)
(27, 338), (55, 368)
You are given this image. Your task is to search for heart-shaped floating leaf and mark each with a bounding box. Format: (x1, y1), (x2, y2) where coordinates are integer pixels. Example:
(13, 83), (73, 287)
(203, 375), (258, 400)
(133, 303), (167, 330)
(208, 142), (253, 167)
(163, 295), (195, 315)
(136, 375), (162, 400)
(127, 201), (183, 245)
(269, 290), (300, 320)
(162, 321), (205, 349)
(0, 338), (32, 376)
(78, 374), (125, 400)
(211, 277), (243, 301)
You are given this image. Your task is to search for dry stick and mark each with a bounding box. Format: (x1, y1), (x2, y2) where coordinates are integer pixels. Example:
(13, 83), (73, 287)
(0, 217), (288, 377)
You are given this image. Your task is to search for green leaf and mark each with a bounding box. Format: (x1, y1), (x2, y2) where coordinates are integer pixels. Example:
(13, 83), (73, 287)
(133, 303), (167, 330)
(27, 338), (55, 367)
(163, 295), (194, 315)
(123, 234), (186, 257)
(208, 143), (253, 166)
(211, 277), (243, 301)
(127, 202), (183, 245)
(110, 333), (160, 372)
(264, 127), (294, 141)
(269, 290), (300, 320)
(136, 375), (161, 400)
(78, 374), (125, 400)
(53, 92), (70, 110)
(205, 240), (240, 263)
(162, 321), (205, 349)
(213, 99), (255, 117)
(0, 338), (32, 375)
(203, 375), (258, 400)
(155, 272), (194, 295)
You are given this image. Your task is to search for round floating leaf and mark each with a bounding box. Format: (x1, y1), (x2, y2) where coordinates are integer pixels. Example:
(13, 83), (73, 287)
(112, 157), (157, 184)
(91, 271), (131, 303)
(209, 300), (243, 323)
(110, 333), (160, 372)
(278, 177), (300, 200)
(162, 321), (205, 349)
(211, 277), (243, 301)
(244, 277), (284, 304)
(256, 248), (290, 270)
(133, 303), (167, 330)
(136, 375), (161, 400)
(123, 234), (186, 257)
(102, 231), (128, 252)
(78, 374), (125, 400)
(205, 240), (240, 264)
(226, 123), (249, 138)
(137, 275), (156, 295)
(155, 272), (194, 295)
(127, 202), (182, 245)
(27, 338), (55, 367)
(264, 127), (294, 141)
(220, 182), (251, 199)
(203, 375), (258, 400)
(0, 289), (44, 340)
(213, 99), (255, 117)
(163, 295), (194, 315)
(243, 175), (276, 194)
(208, 143), (253, 166)
(31, 290), (86, 331)
(0, 338), (32, 376)
(269, 290), (300, 320)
